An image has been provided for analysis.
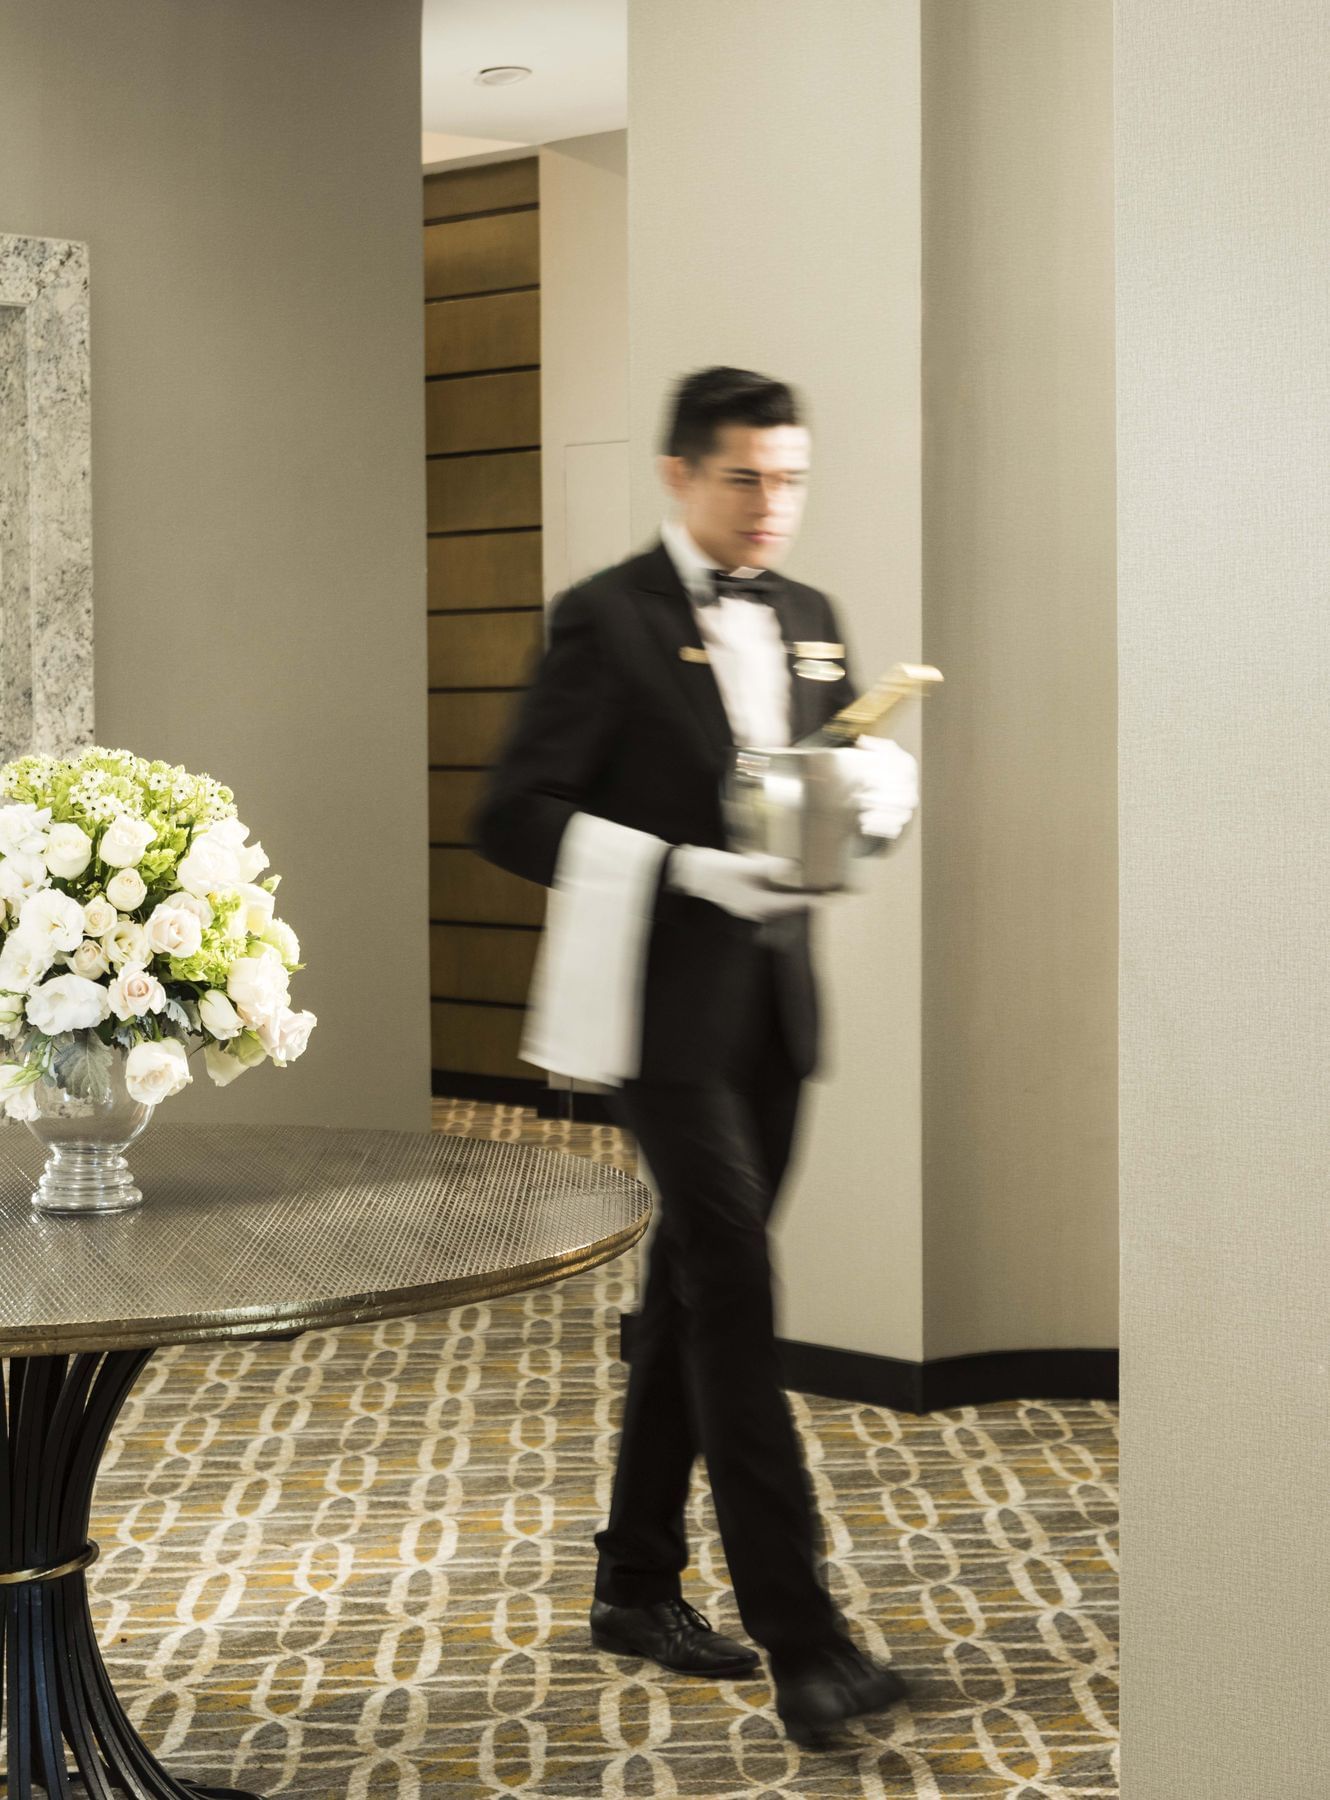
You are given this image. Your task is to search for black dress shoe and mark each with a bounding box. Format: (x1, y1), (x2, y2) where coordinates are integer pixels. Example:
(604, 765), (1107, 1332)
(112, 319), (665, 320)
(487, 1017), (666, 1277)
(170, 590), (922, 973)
(589, 1597), (761, 1678)
(774, 1643), (910, 1748)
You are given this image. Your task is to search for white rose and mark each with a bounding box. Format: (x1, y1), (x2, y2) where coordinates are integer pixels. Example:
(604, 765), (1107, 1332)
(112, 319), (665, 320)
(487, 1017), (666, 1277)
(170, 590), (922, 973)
(25, 973), (112, 1035)
(97, 813), (157, 868)
(0, 931), (56, 994)
(203, 1040), (248, 1086)
(164, 890), (213, 928)
(0, 854), (50, 911)
(260, 918), (301, 966)
(207, 818), (267, 872)
(179, 818), (269, 894)
(0, 803), (52, 857)
(17, 887), (87, 953)
(235, 840), (268, 883)
(0, 992), (25, 1040)
(105, 868), (148, 911)
(220, 895), (250, 940)
(256, 1006), (316, 1066)
(44, 822), (94, 880)
(107, 963), (166, 1022)
(82, 895), (118, 936)
(233, 881), (276, 935)
(176, 833), (238, 897)
(198, 989), (243, 1040)
(101, 920), (153, 969)
(0, 1063), (39, 1121)
(225, 951), (289, 1028)
(125, 1038), (191, 1107)
(70, 940), (111, 981)
(144, 903), (203, 960)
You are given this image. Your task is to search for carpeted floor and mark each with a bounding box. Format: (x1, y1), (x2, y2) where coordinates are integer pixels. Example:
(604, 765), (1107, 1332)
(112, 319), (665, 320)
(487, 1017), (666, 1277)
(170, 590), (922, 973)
(74, 1101), (1118, 1798)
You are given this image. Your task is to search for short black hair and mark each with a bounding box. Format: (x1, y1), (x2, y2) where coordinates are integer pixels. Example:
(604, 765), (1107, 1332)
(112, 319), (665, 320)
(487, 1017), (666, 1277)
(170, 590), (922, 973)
(661, 365), (804, 462)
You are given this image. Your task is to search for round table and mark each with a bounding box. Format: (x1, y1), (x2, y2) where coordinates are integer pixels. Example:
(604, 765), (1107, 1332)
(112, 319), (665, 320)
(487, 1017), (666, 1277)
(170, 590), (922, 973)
(0, 1122), (650, 1800)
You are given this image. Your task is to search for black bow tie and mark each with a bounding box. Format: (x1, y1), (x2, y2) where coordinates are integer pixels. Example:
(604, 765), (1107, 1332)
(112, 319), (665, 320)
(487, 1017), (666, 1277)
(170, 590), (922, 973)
(702, 568), (779, 607)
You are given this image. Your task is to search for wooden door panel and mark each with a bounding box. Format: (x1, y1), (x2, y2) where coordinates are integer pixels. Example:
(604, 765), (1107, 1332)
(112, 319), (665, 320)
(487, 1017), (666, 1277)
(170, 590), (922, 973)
(430, 923), (539, 1004)
(427, 451), (541, 533)
(428, 691), (522, 766)
(424, 211), (539, 299)
(431, 1001), (528, 1078)
(430, 848), (544, 926)
(424, 159), (537, 222)
(429, 770), (487, 844)
(427, 531), (543, 609)
(428, 611), (542, 690)
(426, 371), (539, 456)
(426, 289), (539, 377)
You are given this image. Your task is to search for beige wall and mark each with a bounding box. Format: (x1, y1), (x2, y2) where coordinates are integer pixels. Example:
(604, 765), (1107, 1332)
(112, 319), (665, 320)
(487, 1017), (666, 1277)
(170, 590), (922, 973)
(628, 0), (1116, 1365)
(921, 2), (1118, 1355)
(1117, 0), (1330, 1787)
(0, 0), (431, 1131)
(539, 132), (631, 599)
(629, 0), (926, 1358)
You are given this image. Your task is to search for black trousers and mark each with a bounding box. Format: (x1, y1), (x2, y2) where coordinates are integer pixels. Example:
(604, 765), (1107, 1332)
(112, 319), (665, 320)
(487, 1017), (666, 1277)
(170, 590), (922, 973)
(593, 948), (846, 1675)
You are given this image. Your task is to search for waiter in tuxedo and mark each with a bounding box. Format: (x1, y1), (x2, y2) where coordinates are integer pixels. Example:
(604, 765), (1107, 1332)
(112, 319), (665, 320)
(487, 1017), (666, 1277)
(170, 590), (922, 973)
(474, 366), (918, 1747)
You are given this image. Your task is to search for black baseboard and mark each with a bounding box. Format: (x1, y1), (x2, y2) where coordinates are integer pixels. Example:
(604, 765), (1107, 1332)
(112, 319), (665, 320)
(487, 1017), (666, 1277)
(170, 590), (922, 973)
(432, 1070), (619, 1123)
(431, 1070), (546, 1106)
(618, 1312), (1117, 1415)
(533, 1088), (618, 1124)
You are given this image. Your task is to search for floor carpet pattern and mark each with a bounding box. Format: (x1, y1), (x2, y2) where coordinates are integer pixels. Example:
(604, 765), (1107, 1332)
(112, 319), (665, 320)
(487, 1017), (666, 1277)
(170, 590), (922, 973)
(44, 1101), (1117, 1797)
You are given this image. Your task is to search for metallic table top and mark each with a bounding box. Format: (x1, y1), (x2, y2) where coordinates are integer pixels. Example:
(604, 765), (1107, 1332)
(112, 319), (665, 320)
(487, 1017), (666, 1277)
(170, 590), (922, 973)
(0, 1123), (650, 1358)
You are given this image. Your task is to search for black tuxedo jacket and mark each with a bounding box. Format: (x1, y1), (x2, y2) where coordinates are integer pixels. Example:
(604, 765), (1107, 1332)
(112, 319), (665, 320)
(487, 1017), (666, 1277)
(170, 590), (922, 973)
(473, 539), (857, 1083)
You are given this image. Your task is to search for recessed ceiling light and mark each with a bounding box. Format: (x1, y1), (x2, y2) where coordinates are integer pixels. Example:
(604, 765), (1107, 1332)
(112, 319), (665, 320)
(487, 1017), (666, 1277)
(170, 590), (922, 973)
(474, 66), (532, 87)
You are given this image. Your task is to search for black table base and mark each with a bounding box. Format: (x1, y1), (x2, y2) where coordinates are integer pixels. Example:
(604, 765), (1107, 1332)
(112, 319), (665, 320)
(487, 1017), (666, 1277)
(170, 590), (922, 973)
(1, 1351), (263, 1800)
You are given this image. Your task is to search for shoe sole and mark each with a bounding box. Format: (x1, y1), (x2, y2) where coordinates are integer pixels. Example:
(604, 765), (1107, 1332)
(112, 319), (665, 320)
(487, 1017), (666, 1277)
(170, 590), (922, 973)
(781, 1716), (850, 1751)
(589, 1627), (760, 1678)
(778, 1674), (910, 1749)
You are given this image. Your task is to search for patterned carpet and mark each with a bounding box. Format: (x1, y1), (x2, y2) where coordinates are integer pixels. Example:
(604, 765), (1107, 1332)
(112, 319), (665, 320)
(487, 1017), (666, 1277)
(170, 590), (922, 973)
(62, 1099), (1119, 1798)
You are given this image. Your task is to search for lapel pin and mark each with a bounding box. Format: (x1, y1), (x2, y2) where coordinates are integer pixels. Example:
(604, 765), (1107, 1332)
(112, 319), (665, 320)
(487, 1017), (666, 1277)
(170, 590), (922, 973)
(679, 645), (711, 663)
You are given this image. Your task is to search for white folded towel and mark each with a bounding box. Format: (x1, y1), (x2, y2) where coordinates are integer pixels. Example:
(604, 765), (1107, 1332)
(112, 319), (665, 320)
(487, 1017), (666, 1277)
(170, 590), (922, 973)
(519, 812), (670, 1086)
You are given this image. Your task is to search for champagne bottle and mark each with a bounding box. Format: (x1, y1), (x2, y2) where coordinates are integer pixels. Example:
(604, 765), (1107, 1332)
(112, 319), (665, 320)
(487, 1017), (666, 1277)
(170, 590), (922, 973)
(795, 662), (943, 747)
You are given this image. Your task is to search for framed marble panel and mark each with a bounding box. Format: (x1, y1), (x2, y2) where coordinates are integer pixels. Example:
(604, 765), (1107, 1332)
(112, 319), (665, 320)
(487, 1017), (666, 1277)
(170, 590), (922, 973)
(0, 234), (93, 762)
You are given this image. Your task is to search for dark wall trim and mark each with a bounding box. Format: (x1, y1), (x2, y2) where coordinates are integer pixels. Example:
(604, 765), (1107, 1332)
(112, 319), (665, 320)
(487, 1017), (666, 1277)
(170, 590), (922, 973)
(534, 1088), (617, 1124)
(423, 203), (540, 227)
(618, 1312), (1117, 1415)
(431, 1069), (618, 1121)
(432, 1069), (546, 1106)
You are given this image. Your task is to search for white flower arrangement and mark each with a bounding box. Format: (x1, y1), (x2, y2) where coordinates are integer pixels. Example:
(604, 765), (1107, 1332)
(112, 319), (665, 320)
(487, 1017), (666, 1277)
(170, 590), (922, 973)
(0, 748), (315, 1119)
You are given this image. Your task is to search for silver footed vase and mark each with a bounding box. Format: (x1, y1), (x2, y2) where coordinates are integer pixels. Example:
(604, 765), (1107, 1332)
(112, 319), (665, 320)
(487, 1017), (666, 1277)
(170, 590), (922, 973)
(21, 1031), (154, 1215)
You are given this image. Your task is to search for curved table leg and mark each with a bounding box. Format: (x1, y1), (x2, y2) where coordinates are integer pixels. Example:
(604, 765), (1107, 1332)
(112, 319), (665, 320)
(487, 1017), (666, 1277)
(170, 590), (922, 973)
(1, 1350), (264, 1800)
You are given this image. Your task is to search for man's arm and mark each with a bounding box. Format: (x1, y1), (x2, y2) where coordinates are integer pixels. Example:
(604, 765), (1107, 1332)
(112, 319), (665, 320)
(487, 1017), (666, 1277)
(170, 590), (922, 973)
(472, 586), (622, 888)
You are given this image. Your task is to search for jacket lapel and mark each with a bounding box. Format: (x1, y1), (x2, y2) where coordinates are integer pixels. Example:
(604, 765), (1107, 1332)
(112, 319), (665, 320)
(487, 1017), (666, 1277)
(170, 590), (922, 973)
(633, 542), (735, 766)
(767, 584), (822, 745)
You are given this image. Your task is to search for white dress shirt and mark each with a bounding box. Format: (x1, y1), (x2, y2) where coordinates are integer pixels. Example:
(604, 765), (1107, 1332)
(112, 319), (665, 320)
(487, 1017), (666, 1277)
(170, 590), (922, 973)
(660, 517), (792, 749)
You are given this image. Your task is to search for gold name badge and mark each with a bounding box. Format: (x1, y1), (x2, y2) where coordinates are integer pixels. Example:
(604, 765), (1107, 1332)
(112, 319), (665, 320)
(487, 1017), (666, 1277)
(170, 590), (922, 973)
(791, 641), (845, 681)
(679, 645), (711, 663)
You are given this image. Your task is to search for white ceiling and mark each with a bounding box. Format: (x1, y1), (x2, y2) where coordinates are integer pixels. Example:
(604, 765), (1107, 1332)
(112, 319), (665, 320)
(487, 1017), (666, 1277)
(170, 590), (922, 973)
(421, 0), (627, 164)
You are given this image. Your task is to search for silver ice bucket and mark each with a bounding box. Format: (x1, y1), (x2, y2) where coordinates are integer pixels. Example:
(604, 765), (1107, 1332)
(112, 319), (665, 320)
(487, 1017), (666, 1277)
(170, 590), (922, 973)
(722, 745), (862, 894)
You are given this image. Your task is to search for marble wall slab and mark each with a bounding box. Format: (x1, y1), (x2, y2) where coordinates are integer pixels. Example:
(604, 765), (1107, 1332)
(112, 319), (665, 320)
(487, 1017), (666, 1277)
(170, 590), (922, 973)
(0, 234), (93, 762)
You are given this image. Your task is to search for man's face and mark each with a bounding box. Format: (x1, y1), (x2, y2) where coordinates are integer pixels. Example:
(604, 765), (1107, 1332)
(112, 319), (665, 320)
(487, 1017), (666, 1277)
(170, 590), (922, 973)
(660, 423), (811, 572)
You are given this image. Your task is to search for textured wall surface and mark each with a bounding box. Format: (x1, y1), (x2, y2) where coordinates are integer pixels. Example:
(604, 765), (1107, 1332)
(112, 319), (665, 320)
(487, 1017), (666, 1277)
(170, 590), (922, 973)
(628, 0), (926, 1359)
(539, 131), (630, 600)
(1117, 0), (1330, 1787)
(921, 1), (1118, 1355)
(0, 233), (92, 761)
(0, 0), (430, 1131)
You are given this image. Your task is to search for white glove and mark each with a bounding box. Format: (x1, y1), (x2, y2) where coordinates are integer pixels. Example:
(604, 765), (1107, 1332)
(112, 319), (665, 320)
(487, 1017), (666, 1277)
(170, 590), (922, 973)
(831, 736), (919, 841)
(666, 845), (815, 922)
